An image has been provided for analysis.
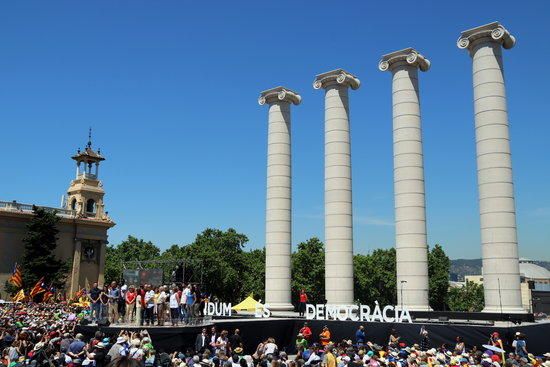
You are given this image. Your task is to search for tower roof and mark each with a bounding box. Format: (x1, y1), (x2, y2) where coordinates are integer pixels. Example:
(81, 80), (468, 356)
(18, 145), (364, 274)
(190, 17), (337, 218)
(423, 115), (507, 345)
(71, 128), (105, 163)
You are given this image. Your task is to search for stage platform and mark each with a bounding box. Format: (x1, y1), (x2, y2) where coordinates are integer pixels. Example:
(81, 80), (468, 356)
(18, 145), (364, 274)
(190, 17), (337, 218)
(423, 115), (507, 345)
(76, 316), (550, 355)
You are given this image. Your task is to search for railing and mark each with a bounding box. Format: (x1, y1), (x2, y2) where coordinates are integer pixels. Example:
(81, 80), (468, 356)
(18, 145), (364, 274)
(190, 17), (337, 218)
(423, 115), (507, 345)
(0, 200), (77, 217)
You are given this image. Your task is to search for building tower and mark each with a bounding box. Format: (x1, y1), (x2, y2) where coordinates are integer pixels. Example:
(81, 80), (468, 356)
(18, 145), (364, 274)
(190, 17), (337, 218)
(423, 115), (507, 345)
(66, 130), (107, 220)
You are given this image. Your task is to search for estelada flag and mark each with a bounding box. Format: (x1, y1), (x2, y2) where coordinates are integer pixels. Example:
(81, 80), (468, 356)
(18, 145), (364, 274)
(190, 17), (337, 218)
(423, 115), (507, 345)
(29, 277), (46, 298)
(12, 289), (25, 302)
(43, 291), (54, 303)
(9, 263), (23, 288)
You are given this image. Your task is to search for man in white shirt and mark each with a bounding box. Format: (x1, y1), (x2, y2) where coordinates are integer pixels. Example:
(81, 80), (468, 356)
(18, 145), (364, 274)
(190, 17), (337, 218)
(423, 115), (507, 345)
(144, 284), (155, 326)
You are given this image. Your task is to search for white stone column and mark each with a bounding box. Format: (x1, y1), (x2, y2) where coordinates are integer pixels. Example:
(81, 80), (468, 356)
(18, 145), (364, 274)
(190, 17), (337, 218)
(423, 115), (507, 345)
(458, 22), (524, 313)
(258, 86), (301, 311)
(379, 49), (431, 311)
(313, 69), (360, 305)
(70, 240), (82, 296)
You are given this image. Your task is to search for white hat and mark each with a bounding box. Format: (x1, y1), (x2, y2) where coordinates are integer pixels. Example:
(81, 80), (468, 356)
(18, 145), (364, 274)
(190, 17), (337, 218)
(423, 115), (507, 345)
(116, 336), (126, 344)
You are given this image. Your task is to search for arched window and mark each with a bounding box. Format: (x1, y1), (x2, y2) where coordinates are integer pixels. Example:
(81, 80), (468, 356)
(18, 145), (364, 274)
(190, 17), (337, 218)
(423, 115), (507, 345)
(70, 198), (77, 211)
(86, 199), (96, 213)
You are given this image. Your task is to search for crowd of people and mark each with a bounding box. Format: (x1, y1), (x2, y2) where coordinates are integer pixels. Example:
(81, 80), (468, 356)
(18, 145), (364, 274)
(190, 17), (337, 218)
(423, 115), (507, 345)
(87, 282), (207, 326)
(2, 302), (550, 367)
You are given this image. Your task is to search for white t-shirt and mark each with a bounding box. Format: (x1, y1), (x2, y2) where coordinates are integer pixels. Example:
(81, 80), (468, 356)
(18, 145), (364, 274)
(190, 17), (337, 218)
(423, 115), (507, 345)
(181, 288), (191, 304)
(170, 293), (179, 308)
(264, 342), (278, 355)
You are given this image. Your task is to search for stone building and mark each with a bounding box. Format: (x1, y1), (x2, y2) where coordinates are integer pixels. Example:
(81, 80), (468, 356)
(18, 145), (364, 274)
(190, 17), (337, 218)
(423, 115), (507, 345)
(0, 137), (115, 297)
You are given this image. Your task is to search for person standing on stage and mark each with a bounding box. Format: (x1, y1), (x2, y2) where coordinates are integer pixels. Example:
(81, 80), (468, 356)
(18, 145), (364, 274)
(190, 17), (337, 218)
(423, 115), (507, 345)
(185, 284), (196, 323)
(89, 282), (102, 323)
(300, 322), (313, 342)
(319, 325), (331, 347)
(144, 284), (155, 326)
(125, 286), (137, 324)
(298, 289), (308, 317)
(229, 329), (243, 353)
(107, 281), (120, 324)
(169, 285), (181, 326)
(157, 285), (168, 326)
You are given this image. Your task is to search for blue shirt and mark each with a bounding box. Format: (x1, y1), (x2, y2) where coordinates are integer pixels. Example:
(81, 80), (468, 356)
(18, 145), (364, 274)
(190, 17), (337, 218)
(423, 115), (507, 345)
(356, 329), (365, 343)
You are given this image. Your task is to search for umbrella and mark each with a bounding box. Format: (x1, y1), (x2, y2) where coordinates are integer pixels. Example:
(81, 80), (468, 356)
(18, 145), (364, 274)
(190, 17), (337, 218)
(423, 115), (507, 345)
(482, 345), (505, 354)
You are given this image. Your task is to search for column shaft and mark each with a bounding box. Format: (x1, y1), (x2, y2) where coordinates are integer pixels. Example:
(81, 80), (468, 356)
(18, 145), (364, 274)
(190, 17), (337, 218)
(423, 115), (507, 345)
(324, 85), (354, 304)
(391, 65), (430, 310)
(265, 101), (293, 310)
(471, 40), (522, 312)
(70, 240), (82, 296)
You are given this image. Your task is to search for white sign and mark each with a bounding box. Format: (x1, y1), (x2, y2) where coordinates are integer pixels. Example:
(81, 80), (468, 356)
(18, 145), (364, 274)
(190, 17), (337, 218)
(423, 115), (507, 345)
(254, 303), (272, 318)
(305, 301), (412, 323)
(204, 302), (232, 316)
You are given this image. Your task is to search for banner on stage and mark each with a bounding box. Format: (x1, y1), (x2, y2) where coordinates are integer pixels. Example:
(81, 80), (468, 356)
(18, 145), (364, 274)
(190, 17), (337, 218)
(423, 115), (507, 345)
(204, 302), (232, 316)
(305, 302), (413, 323)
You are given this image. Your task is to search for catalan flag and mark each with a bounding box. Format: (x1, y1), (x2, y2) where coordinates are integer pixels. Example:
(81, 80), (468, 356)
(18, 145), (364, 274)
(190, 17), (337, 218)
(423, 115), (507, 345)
(43, 291), (54, 303)
(12, 289), (25, 302)
(8, 263), (23, 288)
(29, 277), (46, 298)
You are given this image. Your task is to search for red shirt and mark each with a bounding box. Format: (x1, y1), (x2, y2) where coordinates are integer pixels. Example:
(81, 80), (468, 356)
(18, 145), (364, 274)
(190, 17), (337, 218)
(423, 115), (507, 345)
(126, 291), (136, 304)
(300, 326), (312, 340)
(299, 293), (308, 303)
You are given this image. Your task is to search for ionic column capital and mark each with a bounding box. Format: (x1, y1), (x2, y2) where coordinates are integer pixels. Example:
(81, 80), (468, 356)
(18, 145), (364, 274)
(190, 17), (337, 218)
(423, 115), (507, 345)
(379, 48), (430, 72)
(313, 68), (360, 90)
(457, 21), (516, 51)
(258, 86), (301, 106)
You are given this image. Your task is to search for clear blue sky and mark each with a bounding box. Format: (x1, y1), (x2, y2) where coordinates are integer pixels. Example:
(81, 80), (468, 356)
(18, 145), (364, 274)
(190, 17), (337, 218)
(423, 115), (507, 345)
(1, 1), (549, 260)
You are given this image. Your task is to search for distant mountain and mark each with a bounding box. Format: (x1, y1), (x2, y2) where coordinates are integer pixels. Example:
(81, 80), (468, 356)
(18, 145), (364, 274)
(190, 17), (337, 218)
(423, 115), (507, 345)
(450, 259), (550, 281)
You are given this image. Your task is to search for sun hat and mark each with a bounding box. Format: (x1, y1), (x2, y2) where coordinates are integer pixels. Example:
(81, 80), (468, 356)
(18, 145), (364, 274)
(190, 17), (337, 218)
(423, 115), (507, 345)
(116, 336), (126, 344)
(96, 342), (105, 348)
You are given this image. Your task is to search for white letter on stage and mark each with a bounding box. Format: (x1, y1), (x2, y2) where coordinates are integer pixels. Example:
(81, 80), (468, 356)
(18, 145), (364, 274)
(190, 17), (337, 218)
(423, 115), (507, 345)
(349, 305), (359, 321)
(360, 305), (371, 322)
(305, 304), (315, 320)
(382, 305), (395, 322)
(316, 304), (325, 320)
(372, 301), (383, 322)
(398, 308), (413, 323)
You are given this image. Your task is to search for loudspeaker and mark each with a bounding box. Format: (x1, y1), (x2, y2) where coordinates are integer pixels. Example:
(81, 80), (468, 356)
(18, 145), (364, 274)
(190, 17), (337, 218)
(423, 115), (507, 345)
(528, 281), (535, 290)
(98, 318), (111, 327)
(80, 318), (90, 326)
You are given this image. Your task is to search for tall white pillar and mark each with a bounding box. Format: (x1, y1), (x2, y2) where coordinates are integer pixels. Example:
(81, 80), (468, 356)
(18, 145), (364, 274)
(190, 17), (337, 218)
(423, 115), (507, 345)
(258, 86), (301, 311)
(458, 22), (524, 313)
(313, 69), (360, 305)
(379, 49), (431, 311)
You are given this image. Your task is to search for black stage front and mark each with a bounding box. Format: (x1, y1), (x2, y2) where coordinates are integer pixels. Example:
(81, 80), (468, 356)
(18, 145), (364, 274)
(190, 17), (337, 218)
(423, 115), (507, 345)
(77, 319), (550, 355)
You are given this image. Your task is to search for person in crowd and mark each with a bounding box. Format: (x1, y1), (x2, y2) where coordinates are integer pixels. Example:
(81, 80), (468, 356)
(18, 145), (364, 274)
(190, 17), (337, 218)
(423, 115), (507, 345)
(455, 336), (466, 355)
(512, 332), (528, 358)
(119, 281), (128, 323)
(323, 344), (336, 367)
(420, 326), (430, 351)
(67, 333), (86, 364)
(298, 289), (308, 317)
(263, 337), (278, 358)
(215, 330), (229, 355)
(89, 282), (102, 323)
(209, 326), (218, 353)
(319, 326), (331, 347)
(300, 322), (313, 342)
(170, 285), (181, 326)
(229, 329), (243, 353)
(356, 326), (366, 347)
(185, 285), (196, 323)
(135, 287), (143, 326)
(195, 328), (209, 354)
(108, 281), (120, 325)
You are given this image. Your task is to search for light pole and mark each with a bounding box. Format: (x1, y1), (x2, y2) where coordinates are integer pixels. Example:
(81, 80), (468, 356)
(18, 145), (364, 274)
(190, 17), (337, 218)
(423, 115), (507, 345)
(400, 280), (408, 311)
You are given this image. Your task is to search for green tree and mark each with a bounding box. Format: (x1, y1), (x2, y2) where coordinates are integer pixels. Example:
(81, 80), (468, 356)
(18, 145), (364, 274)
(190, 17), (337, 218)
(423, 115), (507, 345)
(428, 244), (451, 310)
(291, 237), (325, 304)
(240, 248), (265, 301)
(18, 207), (70, 294)
(180, 228), (248, 302)
(354, 248), (397, 306)
(104, 235), (161, 283)
(447, 281), (484, 311)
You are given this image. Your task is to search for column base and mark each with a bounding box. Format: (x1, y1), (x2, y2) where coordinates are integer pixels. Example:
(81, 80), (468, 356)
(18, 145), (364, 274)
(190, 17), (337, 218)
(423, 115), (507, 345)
(266, 303), (295, 312)
(482, 306), (527, 314)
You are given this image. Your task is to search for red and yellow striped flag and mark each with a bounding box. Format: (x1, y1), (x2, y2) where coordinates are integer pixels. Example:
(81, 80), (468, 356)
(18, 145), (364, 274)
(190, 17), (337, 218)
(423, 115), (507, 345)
(12, 289), (25, 302)
(9, 263), (23, 288)
(29, 277), (46, 298)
